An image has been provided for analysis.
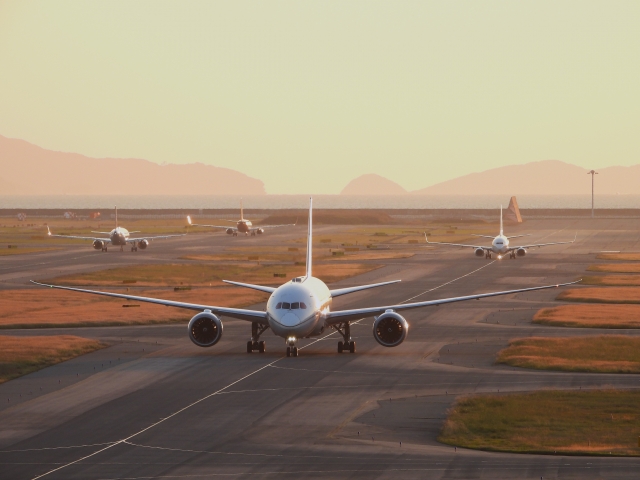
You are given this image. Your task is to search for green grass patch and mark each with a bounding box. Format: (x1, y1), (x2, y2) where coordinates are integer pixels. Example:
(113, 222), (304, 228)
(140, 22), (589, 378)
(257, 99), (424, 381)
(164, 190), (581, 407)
(496, 336), (640, 373)
(534, 304), (640, 329)
(439, 390), (640, 456)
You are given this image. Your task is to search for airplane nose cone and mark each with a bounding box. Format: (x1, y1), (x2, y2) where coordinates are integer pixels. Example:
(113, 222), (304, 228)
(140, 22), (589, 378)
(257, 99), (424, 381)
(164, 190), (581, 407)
(279, 313), (300, 327)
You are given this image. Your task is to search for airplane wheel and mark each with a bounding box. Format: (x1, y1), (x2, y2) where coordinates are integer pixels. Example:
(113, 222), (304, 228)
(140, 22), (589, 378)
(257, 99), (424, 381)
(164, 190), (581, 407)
(259, 341), (265, 353)
(247, 341), (253, 353)
(338, 341), (344, 353)
(105, 247), (108, 252)
(292, 347), (298, 357)
(349, 341), (356, 353)
(286, 346), (291, 357)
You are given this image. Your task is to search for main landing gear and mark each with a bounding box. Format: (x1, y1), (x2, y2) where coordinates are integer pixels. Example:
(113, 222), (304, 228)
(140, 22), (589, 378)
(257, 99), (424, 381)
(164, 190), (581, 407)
(485, 252), (492, 259)
(334, 322), (356, 353)
(131, 246), (138, 252)
(246, 322), (269, 354)
(101, 247), (108, 252)
(509, 252), (516, 259)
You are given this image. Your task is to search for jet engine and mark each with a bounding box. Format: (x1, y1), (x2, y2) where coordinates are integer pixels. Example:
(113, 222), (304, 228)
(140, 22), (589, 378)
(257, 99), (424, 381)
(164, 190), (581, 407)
(188, 312), (223, 347)
(137, 239), (149, 250)
(93, 240), (105, 250)
(256, 228), (265, 235)
(475, 248), (485, 257)
(373, 311), (408, 347)
(516, 248), (527, 257)
(226, 228), (234, 235)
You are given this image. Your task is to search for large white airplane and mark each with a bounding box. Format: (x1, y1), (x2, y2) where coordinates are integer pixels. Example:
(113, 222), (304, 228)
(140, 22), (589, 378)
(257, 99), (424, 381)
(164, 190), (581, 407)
(33, 199), (577, 357)
(426, 206), (576, 260)
(47, 207), (184, 252)
(187, 200), (295, 236)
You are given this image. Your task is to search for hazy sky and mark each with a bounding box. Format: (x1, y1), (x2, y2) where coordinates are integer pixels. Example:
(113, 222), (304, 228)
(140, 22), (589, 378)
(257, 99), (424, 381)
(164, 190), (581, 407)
(1, 1), (639, 194)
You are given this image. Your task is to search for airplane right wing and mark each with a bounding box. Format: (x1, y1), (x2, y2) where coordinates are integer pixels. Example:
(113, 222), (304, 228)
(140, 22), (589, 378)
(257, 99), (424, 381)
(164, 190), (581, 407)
(30, 281), (269, 324)
(47, 227), (110, 242)
(250, 221), (297, 230)
(424, 233), (486, 250)
(186, 216), (235, 230)
(509, 233), (577, 251)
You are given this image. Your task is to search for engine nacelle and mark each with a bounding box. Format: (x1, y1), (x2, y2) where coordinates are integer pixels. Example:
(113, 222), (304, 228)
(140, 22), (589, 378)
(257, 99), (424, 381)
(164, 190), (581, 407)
(188, 312), (223, 347)
(475, 248), (485, 257)
(256, 228), (265, 235)
(516, 248), (527, 257)
(226, 228), (235, 235)
(137, 239), (149, 250)
(373, 311), (408, 347)
(93, 240), (105, 250)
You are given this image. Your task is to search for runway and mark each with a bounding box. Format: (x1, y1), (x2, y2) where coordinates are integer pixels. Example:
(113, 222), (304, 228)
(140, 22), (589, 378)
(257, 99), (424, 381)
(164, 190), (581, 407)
(2, 218), (640, 479)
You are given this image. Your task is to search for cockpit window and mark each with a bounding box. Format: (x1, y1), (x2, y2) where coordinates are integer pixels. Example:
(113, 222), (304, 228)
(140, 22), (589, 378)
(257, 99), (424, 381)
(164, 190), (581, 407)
(276, 302), (282, 309)
(282, 302), (291, 310)
(291, 302), (300, 309)
(300, 302), (307, 309)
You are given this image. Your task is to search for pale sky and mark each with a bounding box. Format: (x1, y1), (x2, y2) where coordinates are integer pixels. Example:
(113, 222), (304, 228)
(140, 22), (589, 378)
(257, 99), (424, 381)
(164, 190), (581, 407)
(1, 1), (639, 194)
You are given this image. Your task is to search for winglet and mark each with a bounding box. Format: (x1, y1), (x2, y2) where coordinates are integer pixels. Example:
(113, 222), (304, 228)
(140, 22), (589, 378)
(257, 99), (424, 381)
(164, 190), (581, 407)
(424, 232), (431, 244)
(187, 215), (192, 226)
(305, 198), (313, 279)
(46, 226), (51, 236)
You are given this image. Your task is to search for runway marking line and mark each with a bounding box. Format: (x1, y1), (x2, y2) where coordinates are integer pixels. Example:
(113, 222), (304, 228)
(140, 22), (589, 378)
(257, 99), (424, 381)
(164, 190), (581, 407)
(27, 260), (497, 479)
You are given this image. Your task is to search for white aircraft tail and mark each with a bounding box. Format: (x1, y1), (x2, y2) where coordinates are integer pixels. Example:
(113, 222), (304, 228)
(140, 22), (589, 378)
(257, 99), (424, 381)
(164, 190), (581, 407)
(240, 198), (244, 221)
(115, 206), (118, 228)
(305, 197), (313, 279)
(499, 205), (503, 236)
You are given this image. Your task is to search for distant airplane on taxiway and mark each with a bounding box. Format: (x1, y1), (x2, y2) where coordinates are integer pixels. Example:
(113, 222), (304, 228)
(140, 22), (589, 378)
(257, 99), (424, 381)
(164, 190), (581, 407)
(47, 206), (184, 252)
(426, 206), (576, 259)
(187, 200), (295, 236)
(34, 199), (579, 356)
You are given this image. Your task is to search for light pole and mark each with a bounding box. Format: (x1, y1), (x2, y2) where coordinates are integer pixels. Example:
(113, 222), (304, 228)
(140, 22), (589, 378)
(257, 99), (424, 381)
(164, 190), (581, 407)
(587, 170), (598, 218)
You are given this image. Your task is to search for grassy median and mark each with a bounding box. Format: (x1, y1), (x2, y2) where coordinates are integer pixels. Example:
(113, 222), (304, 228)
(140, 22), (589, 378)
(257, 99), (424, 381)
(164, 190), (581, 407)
(596, 253), (640, 261)
(558, 287), (640, 304)
(0, 335), (106, 383)
(496, 336), (640, 373)
(439, 390), (640, 456)
(588, 264), (640, 274)
(581, 275), (640, 287)
(534, 304), (640, 329)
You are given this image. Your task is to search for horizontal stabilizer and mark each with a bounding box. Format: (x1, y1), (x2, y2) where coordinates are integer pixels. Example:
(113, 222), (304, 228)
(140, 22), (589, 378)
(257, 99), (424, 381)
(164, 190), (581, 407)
(330, 280), (401, 298)
(222, 280), (276, 294)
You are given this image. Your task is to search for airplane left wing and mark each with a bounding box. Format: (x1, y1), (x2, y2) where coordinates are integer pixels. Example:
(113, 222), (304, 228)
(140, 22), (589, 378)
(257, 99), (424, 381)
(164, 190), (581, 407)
(250, 221), (297, 231)
(47, 227), (110, 242)
(508, 233), (577, 251)
(127, 234), (185, 242)
(30, 281), (268, 323)
(425, 234), (486, 249)
(186, 216), (234, 230)
(325, 280), (580, 324)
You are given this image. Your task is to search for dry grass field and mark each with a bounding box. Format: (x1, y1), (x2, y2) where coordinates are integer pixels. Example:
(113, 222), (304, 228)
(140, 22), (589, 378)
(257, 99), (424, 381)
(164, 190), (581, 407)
(0, 287), (269, 328)
(439, 390), (640, 456)
(0, 247), (59, 256)
(588, 264), (640, 273)
(534, 304), (640, 329)
(48, 262), (380, 287)
(596, 253), (640, 261)
(0, 335), (106, 383)
(496, 336), (640, 373)
(558, 287), (640, 304)
(581, 275), (640, 286)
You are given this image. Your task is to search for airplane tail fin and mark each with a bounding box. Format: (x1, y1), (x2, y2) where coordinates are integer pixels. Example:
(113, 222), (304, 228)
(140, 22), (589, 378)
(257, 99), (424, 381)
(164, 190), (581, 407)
(115, 206), (118, 228)
(240, 198), (244, 220)
(305, 197), (313, 279)
(499, 205), (503, 236)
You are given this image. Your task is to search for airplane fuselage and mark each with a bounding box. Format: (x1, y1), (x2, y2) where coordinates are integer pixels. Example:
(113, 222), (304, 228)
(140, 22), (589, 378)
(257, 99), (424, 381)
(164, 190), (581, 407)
(109, 227), (130, 246)
(266, 277), (331, 340)
(237, 220), (253, 234)
(491, 234), (510, 254)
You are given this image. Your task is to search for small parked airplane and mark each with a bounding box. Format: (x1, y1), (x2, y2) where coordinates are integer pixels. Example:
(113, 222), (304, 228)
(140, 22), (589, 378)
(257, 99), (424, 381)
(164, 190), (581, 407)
(187, 200), (295, 236)
(47, 206), (184, 252)
(34, 199), (578, 356)
(426, 206), (576, 259)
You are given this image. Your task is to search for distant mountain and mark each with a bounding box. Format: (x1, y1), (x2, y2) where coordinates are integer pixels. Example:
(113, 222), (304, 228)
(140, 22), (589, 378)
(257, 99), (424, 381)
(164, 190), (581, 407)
(413, 160), (640, 195)
(340, 174), (407, 195)
(0, 135), (265, 195)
